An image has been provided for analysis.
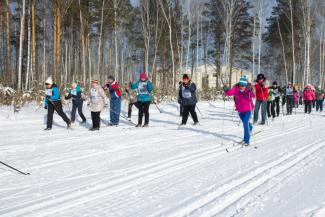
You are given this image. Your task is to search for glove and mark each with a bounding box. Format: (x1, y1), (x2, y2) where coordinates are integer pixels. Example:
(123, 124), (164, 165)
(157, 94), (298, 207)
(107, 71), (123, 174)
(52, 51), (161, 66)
(44, 106), (47, 110)
(223, 85), (229, 92)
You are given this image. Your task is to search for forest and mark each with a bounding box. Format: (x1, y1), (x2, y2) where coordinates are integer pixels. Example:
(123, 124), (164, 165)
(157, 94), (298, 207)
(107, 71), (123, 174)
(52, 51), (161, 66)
(0, 0), (324, 99)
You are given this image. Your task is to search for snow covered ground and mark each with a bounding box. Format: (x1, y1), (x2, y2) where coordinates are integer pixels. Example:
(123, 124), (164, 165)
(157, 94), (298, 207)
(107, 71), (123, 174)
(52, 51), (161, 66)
(1, 101), (325, 217)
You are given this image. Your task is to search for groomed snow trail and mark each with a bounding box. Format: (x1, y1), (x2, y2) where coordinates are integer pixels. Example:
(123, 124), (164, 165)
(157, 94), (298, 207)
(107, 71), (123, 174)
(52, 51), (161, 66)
(1, 101), (325, 217)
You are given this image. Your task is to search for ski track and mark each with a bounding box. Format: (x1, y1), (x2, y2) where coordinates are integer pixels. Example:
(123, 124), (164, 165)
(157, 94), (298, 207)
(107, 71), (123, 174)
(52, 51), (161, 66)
(0, 101), (324, 217)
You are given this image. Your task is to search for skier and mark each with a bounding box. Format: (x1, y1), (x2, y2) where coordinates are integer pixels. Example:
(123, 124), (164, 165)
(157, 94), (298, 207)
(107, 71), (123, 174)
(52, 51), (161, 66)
(89, 80), (107, 131)
(253, 73), (268, 125)
(267, 85), (276, 119)
(293, 86), (300, 109)
(315, 85), (324, 112)
(65, 82), (86, 123)
(271, 81), (281, 117)
(178, 74), (199, 126)
(225, 76), (255, 146)
(303, 84), (315, 114)
(285, 82), (294, 115)
(124, 83), (138, 119)
(131, 72), (154, 127)
(104, 76), (122, 126)
(44, 77), (71, 130)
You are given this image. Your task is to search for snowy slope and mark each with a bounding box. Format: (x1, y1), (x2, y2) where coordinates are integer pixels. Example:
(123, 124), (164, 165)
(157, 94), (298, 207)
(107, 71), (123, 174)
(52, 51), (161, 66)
(1, 101), (325, 217)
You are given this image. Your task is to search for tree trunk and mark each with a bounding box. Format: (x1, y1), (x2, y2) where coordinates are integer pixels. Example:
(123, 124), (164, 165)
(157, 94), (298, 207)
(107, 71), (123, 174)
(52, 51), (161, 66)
(5, 0), (11, 85)
(31, 0), (36, 82)
(18, 0), (26, 92)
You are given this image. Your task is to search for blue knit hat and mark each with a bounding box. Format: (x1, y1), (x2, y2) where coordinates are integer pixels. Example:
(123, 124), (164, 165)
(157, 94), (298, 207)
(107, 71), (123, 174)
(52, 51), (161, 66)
(238, 76), (248, 87)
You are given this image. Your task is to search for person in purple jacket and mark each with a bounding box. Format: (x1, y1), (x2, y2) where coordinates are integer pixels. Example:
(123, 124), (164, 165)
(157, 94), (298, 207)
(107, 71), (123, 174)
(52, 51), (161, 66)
(224, 76), (255, 146)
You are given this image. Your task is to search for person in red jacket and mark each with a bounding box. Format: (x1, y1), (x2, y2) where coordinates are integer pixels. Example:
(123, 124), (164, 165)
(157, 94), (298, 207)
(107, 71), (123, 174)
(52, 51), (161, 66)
(303, 84), (315, 114)
(253, 73), (268, 125)
(103, 75), (122, 126)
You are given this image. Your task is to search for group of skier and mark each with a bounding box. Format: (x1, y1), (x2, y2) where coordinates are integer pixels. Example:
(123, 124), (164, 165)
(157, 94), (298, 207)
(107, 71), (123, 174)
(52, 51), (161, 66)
(225, 73), (325, 146)
(43, 72), (154, 131)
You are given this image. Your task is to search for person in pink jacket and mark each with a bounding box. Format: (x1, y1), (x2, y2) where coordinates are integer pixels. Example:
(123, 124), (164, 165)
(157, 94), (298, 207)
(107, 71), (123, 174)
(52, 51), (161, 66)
(304, 84), (315, 114)
(293, 86), (300, 108)
(225, 76), (255, 146)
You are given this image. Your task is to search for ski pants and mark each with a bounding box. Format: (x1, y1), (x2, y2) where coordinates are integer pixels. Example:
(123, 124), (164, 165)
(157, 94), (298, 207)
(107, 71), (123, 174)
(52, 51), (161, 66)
(274, 96), (280, 117)
(316, 99), (324, 112)
(138, 101), (150, 125)
(305, 100), (312, 114)
(110, 97), (121, 125)
(239, 111), (253, 144)
(182, 104), (199, 125)
(253, 100), (267, 124)
(286, 95), (294, 114)
(128, 102), (139, 118)
(47, 100), (70, 128)
(91, 111), (101, 129)
(267, 101), (276, 118)
(71, 100), (86, 122)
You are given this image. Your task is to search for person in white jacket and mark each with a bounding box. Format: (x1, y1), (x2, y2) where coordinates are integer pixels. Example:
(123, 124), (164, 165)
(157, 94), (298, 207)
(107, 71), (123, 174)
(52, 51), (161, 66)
(89, 80), (107, 131)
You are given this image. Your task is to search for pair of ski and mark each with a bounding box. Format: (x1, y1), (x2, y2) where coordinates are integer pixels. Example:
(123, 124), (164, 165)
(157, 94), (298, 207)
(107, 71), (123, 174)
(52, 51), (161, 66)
(225, 130), (262, 153)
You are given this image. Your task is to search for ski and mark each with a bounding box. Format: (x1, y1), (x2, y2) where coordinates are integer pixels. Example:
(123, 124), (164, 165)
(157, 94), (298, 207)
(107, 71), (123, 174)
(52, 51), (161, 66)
(226, 130), (262, 152)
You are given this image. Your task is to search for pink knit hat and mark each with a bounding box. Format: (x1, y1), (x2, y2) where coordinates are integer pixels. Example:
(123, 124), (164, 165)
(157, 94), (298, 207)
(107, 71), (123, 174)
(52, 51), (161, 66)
(140, 72), (148, 80)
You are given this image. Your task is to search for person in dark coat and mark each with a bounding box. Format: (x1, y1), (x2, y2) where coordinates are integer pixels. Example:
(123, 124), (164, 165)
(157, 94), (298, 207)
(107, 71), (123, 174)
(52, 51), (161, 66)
(285, 82), (294, 115)
(271, 81), (281, 117)
(178, 74), (199, 126)
(65, 82), (86, 123)
(44, 77), (71, 130)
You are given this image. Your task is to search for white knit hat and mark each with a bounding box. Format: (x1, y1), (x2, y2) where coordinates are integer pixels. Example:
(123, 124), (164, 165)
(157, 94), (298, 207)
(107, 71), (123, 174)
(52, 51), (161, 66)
(45, 77), (53, 85)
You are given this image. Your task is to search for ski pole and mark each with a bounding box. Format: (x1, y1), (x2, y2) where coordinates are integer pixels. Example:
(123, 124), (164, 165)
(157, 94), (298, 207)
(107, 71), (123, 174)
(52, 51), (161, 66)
(152, 101), (162, 113)
(0, 161), (30, 175)
(196, 105), (202, 116)
(110, 107), (137, 125)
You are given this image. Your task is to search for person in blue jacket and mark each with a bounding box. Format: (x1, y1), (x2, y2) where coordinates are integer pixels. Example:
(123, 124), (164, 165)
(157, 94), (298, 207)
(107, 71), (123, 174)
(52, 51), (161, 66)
(65, 82), (86, 123)
(44, 77), (71, 130)
(103, 75), (122, 126)
(131, 72), (153, 127)
(178, 74), (199, 125)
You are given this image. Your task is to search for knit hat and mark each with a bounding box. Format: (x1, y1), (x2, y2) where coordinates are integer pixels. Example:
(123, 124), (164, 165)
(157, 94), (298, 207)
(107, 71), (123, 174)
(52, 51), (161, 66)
(273, 81), (278, 86)
(45, 77), (53, 85)
(91, 79), (99, 84)
(256, 73), (265, 81)
(183, 74), (190, 81)
(107, 75), (115, 81)
(140, 72), (148, 80)
(238, 76), (248, 87)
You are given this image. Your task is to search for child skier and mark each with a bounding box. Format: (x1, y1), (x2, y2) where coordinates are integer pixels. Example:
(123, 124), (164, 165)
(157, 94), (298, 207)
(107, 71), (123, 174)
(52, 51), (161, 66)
(267, 85), (276, 119)
(65, 82), (86, 123)
(44, 77), (71, 130)
(303, 84), (315, 114)
(89, 80), (107, 131)
(131, 72), (154, 127)
(271, 81), (281, 117)
(225, 76), (255, 146)
(178, 74), (199, 126)
(293, 86), (300, 109)
(104, 76), (122, 126)
(253, 73), (268, 125)
(124, 83), (138, 119)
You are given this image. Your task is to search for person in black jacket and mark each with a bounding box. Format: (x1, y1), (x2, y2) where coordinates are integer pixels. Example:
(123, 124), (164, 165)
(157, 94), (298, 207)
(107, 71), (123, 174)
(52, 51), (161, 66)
(178, 74), (199, 126)
(270, 81), (281, 117)
(65, 82), (86, 123)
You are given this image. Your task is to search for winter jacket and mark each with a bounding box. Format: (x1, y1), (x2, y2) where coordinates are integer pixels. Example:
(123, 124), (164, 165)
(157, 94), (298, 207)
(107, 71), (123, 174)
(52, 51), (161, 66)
(225, 84), (255, 113)
(65, 85), (83, 103)
(315, 88), (324, 100)
(89, 84), (107, 112)
(293, 91), (300, 103)
(104, 81), (122, 100)
(131, 80), (153, 102)
(285, 87), (294, 96)
(178, 82), (198, 106)
(271, 86), (281, 98)
(303, 89), (316, 101)
(268, 89), (274, 102)
(255, 83), (268, 101)
(44, 84), (61, 107)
